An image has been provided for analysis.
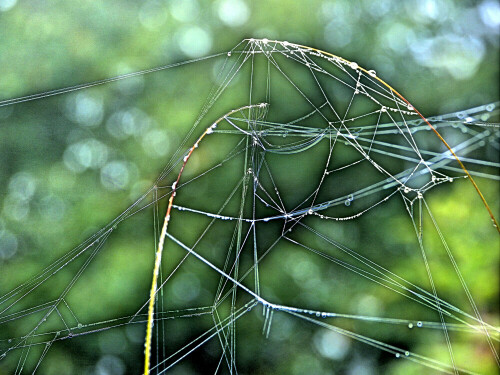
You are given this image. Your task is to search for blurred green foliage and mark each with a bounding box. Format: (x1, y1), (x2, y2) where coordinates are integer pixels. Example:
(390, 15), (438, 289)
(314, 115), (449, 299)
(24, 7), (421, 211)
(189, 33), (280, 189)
(0, 0), (499, 374)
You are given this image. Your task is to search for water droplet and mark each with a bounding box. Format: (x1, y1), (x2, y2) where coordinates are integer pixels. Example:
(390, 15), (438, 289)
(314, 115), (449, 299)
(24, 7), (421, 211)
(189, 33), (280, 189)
(405, 351), (410, 357)
(486, 104), (495, 112)
(321, 312), (327, 318)
(407, 104), (414, 111)
(308, 209), (313, 215)
(381, 106), (387, 112)
(350, 62), (358, 70)
(403, 187), (410, 194)
(408, 323), (413, 329)
(368, 70), (376, 77)
(316, 312), (321, 317)
(347, 194), (354, 202)
(417, 321), (423, 327)
(344, 200), (351, 206)
(395, 353), (400, 358)
(77, 323), (83, 329)
(227, 52), (232, 57)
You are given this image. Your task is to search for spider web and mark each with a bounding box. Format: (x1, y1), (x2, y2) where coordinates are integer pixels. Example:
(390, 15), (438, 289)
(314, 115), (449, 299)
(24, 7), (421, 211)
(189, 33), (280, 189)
(0, 39), (499, 374)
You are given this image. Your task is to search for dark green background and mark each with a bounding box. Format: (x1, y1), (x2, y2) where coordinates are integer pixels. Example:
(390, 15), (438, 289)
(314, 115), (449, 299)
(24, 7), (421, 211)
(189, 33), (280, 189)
(0, 0), (498, 374)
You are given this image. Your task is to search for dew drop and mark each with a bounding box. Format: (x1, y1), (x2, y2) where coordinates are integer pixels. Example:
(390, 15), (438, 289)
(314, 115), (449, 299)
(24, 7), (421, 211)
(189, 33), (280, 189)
(405, 351), (410, 357)
(77, 323), (83, 329)
(486, 104), (494, 112)
(408, 323), (413, 329)
(350, 61), (358, 70)
(227, 52), (232, 57)
(308, 209), (313, 215)
(395, 353), (400, 358)
(407, 104), (414, 111)
(344, 200), (351, 206)
(321, 312), (327, 318)
(316, 312), (321, 317)
(347, 194), (354, 202)
(417, 321), (423, 327)
(368, 70), (376, 77)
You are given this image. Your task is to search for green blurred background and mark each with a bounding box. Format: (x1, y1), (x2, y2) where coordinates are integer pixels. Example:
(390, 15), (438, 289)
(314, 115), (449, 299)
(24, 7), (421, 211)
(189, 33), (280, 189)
(0, 0), (499, 374)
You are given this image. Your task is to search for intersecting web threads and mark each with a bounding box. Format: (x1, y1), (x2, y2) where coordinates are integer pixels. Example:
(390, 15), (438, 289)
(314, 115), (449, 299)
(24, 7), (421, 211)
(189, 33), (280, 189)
(0, 39), (499, 374)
